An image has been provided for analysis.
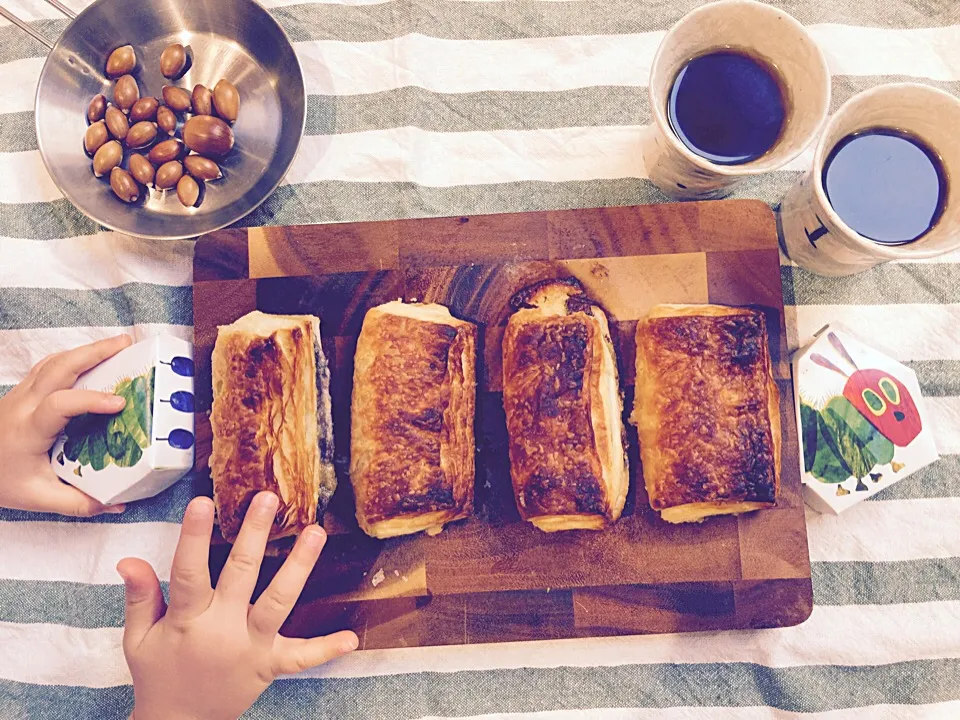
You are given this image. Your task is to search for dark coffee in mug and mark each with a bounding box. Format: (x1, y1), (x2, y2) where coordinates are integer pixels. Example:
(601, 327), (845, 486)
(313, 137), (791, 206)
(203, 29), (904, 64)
(667, 50), (786, 165)
(822, 128), (948, 245)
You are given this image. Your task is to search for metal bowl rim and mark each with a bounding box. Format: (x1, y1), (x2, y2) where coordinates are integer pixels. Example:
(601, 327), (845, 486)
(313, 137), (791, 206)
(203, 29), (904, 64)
(33, 0), (307, 241)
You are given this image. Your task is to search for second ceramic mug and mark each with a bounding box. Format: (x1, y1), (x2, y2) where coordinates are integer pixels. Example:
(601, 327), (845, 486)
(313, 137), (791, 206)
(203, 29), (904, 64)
(779, 83), (960, 276)
(642, 0), (831, 200)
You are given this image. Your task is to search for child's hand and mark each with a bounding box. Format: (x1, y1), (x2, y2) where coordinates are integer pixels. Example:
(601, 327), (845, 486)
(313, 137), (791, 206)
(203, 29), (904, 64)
(119, 492), (359, 720)
(0, 334), (132, 516)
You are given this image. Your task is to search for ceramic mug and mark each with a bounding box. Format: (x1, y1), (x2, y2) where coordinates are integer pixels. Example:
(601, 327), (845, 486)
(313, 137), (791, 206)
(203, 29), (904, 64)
(642, 0), (831, 200)
(779, 83), (960, 277)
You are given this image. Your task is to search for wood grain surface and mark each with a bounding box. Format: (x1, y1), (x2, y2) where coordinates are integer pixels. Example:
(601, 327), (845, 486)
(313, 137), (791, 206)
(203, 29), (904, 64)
(193, 200), (812, 649)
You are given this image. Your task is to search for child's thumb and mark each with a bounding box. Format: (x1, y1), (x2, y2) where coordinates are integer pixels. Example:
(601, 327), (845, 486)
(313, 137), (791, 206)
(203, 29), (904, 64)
(117, 558), (166, 648)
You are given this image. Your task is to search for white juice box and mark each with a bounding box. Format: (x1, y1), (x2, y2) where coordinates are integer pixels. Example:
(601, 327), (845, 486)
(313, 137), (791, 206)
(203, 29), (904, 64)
(792, 324), (938, 514)
(50, 335), (195, 505)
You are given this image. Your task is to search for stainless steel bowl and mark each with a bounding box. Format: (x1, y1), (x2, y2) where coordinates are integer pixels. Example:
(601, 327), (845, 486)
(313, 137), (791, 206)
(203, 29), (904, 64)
(34, 0), (305, 239)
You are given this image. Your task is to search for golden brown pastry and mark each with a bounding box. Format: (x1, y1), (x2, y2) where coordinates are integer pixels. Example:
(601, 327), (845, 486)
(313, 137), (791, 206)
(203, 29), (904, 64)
(502, 279), (628, 532)
(350, 301), (477, 539)
(210, 311), (336, 545)
(631, 304), (781, 523)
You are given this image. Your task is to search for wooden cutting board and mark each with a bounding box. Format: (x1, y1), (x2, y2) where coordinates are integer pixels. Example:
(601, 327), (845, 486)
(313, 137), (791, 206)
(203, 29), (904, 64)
(192, 200), (812, 649)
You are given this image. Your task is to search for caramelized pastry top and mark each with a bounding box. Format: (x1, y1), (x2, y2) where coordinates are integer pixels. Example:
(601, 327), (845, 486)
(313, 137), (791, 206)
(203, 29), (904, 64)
(636, 308), (778, 510)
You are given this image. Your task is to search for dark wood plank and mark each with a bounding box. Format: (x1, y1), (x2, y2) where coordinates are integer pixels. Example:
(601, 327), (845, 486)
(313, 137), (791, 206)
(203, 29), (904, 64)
(547, 201), (776, 259)
(734, 578), (813, 629)
(248, 224), (401, 278)
(194, 229), (250, 281)
(571, 582), (738, 636)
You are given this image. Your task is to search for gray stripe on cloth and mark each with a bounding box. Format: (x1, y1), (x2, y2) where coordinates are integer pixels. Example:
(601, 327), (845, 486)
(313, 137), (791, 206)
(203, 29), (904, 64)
(0, 473), (195, 524)
(272, 0), (960, 44)
(0, 384), (10, 399)
(0, 580), (170, 627)
(867, 454), (960, 501)
(5, 77), (960, 151)
(0, 556), (955, 628)
(2, 2), (957, 64)
(0, 19), (67, 64)
(782, 263), (960, 305)
(2, 658), (954, 719)
(0, 283), (192, 329)
(904, 361), (960, 398)
(0, 198), (100, 240)
(812, 558), (960, 606)
(236, 174), (800, 230)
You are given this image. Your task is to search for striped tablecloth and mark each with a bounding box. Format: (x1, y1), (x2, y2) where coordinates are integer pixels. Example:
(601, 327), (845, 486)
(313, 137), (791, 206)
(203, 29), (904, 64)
(1, 1), (958, 718)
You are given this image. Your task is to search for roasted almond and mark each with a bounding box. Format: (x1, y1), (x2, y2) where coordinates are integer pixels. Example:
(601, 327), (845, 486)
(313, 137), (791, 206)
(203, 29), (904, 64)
(129, 153), (155, 187)
(110, 167), (139, 203)
(177, 175), (200, 207)
(125, 121), (158, 150)
(212, 79), (239, 123)
(183, 154), (222, 181)
(148, 138), (183, 165)
(155, 160), (184, 190)
(87, 94), (106, 124)
(191, 84), (213, 116)
(114, 75), (139, 113)
(182, 115), (234, 157)
(105, 106), (129, 141)
(157, 106), (177, 136)
(92, 140), (123, 177)
(129, 97), (159, 123)
(105, 45), (135, 78)
(160, 43), (187, 79)
(83, 120), (109, 155)
(162, 85), (192, 113)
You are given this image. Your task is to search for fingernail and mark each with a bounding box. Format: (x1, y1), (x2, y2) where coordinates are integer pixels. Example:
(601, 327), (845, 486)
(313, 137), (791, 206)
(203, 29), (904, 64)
(302, 525), (325, 550)
(256, 492), (279, 513)
(187, 497), (213, 519)
(106, 394), (126, 409)
(105, 504), (126, 514)
(344, 633), (359, 652)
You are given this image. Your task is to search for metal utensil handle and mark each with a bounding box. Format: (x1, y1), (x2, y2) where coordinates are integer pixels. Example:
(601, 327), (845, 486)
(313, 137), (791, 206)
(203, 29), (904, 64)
(0, 0), (77, 50)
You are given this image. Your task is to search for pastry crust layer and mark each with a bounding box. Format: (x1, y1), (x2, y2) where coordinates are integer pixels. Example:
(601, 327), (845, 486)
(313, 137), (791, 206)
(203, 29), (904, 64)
(631, 304), (781, 524)
(211, 311), (336, 545)
(350, 301), (477, 539)
(502, 279), (629, 532)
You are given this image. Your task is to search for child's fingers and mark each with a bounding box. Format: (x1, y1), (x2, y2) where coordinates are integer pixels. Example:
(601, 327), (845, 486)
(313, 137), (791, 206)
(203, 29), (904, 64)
(166, 497), (215, 622)
(32, 389), (126, 440)
(249, 525), (326, 640)
(31, 335), (133, 396)
(22, 476), (125, 517)
(214, 492), (278, 606)
(117, 557), (166, 651)
(271, 632), (360, 677)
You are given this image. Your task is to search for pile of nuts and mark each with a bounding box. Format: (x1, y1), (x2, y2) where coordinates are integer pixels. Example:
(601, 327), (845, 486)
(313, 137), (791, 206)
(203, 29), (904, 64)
(83, 42), (240, 208)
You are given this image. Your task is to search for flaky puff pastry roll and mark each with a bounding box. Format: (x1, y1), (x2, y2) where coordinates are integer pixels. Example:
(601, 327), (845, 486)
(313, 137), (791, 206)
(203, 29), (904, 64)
(211, 311), (336, 548)
(502, 279), (629, 532)
(630, 305), (781, 524)
(350, 301), (477, 539)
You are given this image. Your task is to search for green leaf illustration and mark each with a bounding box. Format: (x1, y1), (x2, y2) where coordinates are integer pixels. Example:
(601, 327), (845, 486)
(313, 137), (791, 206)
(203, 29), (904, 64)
(810, 410), (853, 484)
(822, 396), (895, 480)
(801, 403), (819, 473)
(60, 365), (155, 472)
(88, 424), (109, 472)
(824, 397), (894, 472)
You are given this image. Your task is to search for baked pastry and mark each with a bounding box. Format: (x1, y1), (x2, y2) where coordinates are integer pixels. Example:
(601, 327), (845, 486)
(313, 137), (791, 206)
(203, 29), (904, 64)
(350, 301), (477, 538)
(502, 279), (628, 532)
(210, 311), (336, 545)
(631, 304), (781, 523)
